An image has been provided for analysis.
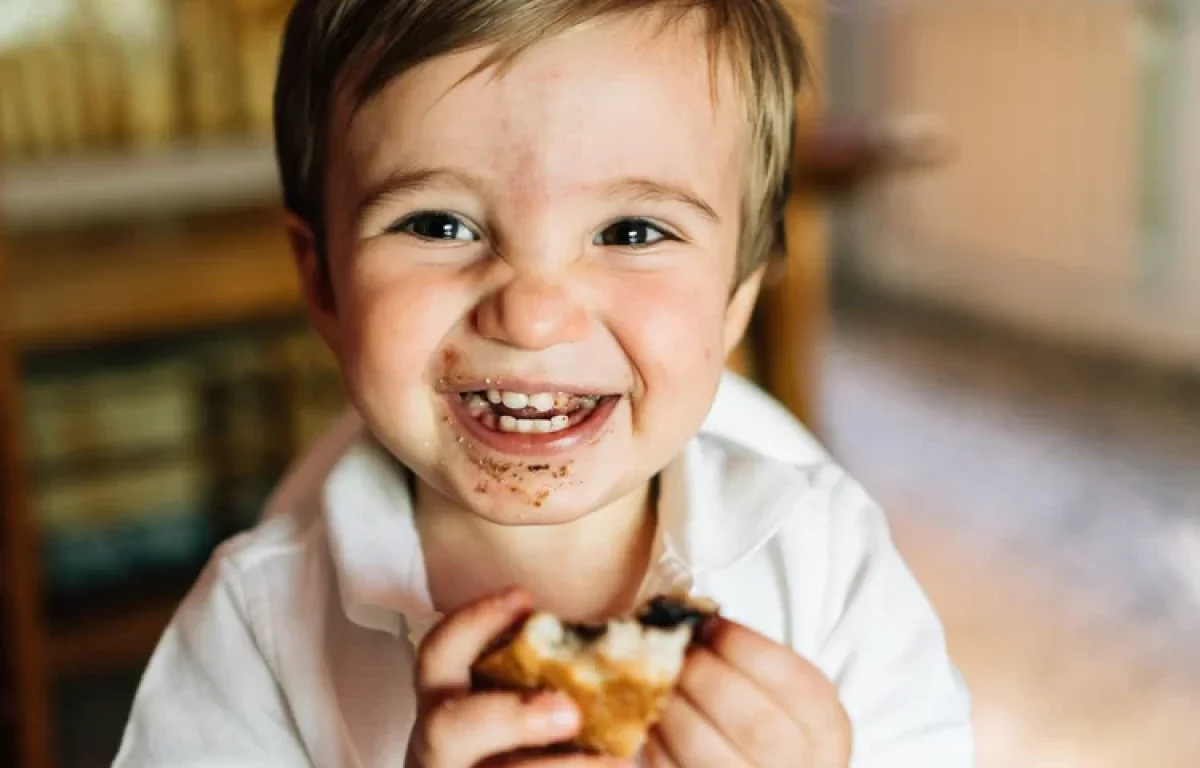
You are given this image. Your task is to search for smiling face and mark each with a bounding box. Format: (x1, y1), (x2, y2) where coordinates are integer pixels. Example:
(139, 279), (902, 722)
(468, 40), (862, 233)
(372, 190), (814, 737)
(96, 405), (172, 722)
(296, 11), (762, 526)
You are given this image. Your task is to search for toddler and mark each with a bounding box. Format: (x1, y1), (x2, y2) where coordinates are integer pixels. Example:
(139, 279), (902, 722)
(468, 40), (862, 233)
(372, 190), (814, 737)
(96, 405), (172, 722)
(116, 1), (973, 766)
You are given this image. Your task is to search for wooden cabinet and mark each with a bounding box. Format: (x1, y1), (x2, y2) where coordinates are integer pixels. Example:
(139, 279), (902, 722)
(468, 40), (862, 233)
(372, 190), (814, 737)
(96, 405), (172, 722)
(0, 201), (303, 768)
(1, 231), (55, 768)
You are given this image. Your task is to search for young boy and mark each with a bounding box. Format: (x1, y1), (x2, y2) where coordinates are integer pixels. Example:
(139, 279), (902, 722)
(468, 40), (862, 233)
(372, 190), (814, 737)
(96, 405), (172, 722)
(116, 1), (972, 766)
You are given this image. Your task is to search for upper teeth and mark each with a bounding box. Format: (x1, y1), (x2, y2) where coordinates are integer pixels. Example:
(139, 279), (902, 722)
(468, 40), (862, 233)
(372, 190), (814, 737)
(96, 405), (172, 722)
(488, 389), (574, 413)
(502, 391), (529, 409)
(466, 389), (604, 434)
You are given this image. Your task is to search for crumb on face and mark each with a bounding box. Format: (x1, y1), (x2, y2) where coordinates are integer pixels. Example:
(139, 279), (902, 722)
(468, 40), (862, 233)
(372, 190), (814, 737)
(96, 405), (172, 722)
(468, 451), (574, 510)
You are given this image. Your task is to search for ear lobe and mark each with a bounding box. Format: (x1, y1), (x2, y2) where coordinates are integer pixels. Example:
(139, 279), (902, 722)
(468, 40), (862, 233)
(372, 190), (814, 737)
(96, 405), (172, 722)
(285, 213), (341, 351)
(723, 266), (765, 357)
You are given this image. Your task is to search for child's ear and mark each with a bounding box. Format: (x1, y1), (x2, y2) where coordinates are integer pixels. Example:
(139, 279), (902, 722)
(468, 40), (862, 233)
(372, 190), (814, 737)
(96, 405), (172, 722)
(722, 265), (766, 357)
(285, 213), (341, 352)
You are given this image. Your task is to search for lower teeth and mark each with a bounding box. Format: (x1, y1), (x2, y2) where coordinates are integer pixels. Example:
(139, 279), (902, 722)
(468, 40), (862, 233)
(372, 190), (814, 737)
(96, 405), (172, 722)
(499, 414), (571, 434)
(464, 392), (601, 434)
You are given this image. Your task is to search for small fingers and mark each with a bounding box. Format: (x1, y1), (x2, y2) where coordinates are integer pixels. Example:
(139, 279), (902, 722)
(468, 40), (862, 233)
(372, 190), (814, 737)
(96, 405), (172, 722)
(484, 753), (637, 768)
(678, 648), (807, 768)
(643, 733), (681, 768)
(705, 618), (844, 726)
(416, 587), (532, 694)
(413, 690), (579, 768)
(655, 693), (752, 768)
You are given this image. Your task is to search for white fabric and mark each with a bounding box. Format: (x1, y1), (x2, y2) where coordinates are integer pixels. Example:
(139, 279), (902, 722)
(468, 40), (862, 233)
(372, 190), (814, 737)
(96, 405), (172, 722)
(114, 372), (974, 768)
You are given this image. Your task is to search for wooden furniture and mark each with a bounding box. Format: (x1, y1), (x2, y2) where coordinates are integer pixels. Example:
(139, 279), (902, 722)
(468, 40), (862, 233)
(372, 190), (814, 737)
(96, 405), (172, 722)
(1, 228), (55, 768)
(747, 7), (828, 432)
(0, 203), (303, 768)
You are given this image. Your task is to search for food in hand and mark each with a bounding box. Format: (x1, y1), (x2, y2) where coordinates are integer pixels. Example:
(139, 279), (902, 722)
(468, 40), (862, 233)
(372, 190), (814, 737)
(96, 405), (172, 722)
(472, 593), (718, 758)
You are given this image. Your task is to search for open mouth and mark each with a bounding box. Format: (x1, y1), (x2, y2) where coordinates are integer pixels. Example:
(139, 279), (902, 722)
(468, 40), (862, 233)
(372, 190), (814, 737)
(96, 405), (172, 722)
(459, 389), (618, 433)
(447, 387), (622, 456)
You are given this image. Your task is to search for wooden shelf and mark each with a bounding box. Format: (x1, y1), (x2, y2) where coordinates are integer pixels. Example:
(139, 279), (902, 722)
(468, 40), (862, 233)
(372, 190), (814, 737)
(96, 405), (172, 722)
(3, 209), (304, 351)
(0, 142), (280, 234)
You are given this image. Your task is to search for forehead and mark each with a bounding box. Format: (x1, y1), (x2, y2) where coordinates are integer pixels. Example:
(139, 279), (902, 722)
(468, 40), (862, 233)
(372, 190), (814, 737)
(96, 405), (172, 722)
(335, 12), (745, 208)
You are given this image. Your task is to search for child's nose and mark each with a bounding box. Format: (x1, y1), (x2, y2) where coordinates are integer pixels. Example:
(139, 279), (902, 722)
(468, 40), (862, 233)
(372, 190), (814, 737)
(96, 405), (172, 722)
(473, 274), (589, 350)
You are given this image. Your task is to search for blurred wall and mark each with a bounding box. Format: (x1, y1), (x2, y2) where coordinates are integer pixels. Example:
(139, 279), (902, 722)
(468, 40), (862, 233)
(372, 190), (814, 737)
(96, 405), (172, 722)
(842, 1), (1200, 369)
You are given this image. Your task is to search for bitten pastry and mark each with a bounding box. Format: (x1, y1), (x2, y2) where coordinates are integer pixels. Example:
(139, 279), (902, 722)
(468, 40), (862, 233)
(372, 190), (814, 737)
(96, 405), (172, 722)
(472, 593), (718, 758)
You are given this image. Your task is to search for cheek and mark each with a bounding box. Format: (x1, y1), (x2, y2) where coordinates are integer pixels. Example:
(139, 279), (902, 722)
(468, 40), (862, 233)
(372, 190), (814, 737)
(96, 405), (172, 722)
(338, 262), (467, 399)
(604, 273), (727, 393)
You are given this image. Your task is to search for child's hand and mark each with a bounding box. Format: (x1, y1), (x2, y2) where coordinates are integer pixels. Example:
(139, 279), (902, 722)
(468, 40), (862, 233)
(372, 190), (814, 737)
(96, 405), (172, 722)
(405, 588), (633, 768)
(645, 617), (852, 768)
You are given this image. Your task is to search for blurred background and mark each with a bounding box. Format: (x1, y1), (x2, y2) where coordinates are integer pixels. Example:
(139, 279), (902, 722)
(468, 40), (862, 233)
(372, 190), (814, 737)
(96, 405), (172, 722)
(0, 0), (1198, 766)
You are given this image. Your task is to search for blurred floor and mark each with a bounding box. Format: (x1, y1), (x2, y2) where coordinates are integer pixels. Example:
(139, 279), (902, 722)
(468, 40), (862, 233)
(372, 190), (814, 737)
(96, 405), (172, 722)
(53, 296), (1200, 767)
(825, 293), (1200, 768)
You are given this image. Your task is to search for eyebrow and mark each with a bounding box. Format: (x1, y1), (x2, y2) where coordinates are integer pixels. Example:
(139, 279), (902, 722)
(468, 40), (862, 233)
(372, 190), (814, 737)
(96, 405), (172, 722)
(356, 166), (488, 220)
(357, 167), (720, 224)
(604, 177), (720, 223)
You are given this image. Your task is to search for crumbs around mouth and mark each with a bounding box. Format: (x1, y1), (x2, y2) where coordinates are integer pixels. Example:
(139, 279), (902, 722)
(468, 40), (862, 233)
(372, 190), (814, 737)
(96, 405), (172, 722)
(468, 454), (573, 506)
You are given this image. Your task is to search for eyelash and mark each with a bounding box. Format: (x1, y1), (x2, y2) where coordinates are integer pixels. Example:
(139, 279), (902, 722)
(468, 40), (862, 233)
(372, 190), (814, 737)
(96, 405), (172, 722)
(594, 218), (681, 249)
(387, 211), (480, 242)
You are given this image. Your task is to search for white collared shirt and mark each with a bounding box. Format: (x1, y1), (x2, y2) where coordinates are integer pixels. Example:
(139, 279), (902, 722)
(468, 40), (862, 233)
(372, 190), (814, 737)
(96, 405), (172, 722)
(114, 373), (973, 767)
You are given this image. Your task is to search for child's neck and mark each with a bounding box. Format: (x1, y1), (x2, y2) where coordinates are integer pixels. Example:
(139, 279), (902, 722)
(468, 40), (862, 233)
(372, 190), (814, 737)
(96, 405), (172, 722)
(414, 479), (658, 623)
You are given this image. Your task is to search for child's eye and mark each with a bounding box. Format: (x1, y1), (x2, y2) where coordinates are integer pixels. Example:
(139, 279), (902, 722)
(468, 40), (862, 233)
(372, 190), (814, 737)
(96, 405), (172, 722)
(594, 219), (677, 248)
(390, 212), (479, 242)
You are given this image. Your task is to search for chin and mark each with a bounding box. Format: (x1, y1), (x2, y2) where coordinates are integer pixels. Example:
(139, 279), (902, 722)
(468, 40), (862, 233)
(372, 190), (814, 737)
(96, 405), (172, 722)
(442, 461), (639, 528)
(470, 499), (594, 527)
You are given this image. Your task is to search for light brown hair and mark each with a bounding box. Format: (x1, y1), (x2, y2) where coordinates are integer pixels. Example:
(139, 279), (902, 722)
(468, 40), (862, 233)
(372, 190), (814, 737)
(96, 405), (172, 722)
(274, 0), (806, 283)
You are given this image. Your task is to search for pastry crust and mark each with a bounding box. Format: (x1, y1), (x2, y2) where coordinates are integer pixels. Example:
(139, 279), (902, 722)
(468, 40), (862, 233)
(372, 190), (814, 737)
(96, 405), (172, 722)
(472, 594), (717, 758)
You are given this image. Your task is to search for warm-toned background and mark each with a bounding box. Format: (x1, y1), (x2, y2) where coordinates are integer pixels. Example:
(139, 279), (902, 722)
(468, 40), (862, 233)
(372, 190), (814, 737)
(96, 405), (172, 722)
(2, 1), (1199, 766)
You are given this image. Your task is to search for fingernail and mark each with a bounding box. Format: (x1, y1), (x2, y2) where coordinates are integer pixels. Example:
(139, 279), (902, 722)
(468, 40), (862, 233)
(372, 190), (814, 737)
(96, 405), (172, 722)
(532, 694), (579, 730)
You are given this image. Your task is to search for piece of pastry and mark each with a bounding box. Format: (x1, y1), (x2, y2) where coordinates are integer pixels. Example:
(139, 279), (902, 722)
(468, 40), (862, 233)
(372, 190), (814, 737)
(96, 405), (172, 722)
(472, 593), (718, 758)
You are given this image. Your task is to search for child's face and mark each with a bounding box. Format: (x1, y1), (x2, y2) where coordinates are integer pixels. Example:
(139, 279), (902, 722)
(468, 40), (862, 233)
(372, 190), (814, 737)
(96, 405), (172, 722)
(304, 13), (761, 524)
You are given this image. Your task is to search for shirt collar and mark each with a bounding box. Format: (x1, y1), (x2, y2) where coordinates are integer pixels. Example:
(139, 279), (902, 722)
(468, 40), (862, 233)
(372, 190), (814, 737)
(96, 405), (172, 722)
(324, 437), (435, 637)
(657, 435), (839, 572)
(322, 425), (835, 639)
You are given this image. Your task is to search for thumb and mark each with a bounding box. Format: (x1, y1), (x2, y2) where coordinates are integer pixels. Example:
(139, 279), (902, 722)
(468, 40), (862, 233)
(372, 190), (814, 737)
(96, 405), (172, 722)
(415, 587), (532, 695)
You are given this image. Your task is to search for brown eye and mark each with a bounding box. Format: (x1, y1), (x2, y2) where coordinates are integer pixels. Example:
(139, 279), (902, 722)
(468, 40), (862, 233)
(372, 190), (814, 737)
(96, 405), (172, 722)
(595, 218), (675, 247)
(392, 212), (479, 241)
